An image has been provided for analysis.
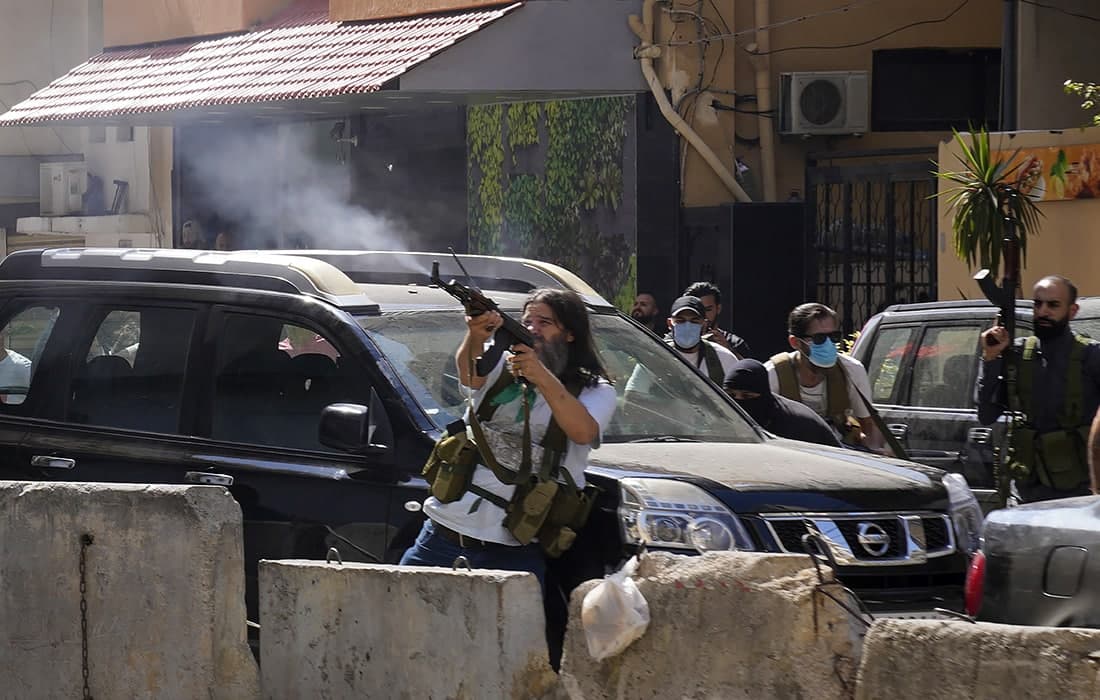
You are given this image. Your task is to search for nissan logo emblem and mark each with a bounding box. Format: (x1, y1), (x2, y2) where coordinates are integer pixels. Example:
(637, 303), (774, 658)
(857, 522), (891, 557)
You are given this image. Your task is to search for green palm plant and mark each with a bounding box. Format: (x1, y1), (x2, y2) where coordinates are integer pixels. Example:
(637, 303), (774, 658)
(936, 127), (1047, 278)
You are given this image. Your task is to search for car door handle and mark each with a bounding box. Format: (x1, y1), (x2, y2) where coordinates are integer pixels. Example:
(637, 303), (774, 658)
(185, 471), (234, 486)
(31, 455), (76, 470)
(887, 423), (909, 441)
(966, 427), (993, 445)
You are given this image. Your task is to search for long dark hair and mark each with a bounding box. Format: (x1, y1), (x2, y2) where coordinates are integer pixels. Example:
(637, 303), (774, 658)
(524, 288), (609, 387)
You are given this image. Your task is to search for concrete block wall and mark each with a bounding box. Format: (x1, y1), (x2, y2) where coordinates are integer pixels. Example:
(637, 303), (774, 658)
(259, 560), (560, 700)
(0, 481), (259, 699)
(856, 619), (1100, 699)
(558, 551), (865, 699)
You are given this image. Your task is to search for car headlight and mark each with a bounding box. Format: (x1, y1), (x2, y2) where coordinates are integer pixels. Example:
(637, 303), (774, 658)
(943, 472), (983, 556)
(618, 477), (756, 553)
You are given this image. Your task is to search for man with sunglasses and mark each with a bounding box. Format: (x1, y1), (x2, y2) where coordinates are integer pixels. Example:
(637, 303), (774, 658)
(979, 275), (1100, 503)
(765, 303), (884, 451)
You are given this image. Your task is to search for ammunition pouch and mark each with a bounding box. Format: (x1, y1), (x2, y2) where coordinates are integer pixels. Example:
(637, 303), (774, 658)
(504, 478), (559, 545)
(1009, 425), (1090, 490)
(537, 480), (600, 559)
(422, 423), (479, 504)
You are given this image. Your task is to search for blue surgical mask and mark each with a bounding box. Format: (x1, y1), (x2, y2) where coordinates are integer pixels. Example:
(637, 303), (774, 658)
(806, 337), (838, 368)
(672, 321), (703, 349)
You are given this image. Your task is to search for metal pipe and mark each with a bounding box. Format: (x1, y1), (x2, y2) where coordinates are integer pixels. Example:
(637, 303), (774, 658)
(1001, 0), (1018, 131)
(629, 0), (752, 203)
(753, 0), (777, 201)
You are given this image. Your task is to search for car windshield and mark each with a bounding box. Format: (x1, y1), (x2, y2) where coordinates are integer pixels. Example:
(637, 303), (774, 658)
(357, 309), (759, 444)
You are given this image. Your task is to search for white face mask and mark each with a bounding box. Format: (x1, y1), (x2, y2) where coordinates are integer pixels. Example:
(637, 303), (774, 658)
(672, 321), (703, 349)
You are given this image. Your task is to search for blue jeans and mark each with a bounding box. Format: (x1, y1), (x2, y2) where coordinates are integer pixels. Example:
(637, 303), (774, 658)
(399, 519), (547, 592)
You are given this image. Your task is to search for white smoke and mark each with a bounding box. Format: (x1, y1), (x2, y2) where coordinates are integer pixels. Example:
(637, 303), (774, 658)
(178, 119), (417, 252)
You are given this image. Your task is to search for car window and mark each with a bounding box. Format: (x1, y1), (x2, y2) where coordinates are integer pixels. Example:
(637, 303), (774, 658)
(68, 307), (195, 432)
(0, 304), (60, 407)
(864, 326), (917, 403)
(211, 313), (363, 451)
(359, 310), (760, 443)
(908, 325), (981, 409)
(1073, 317), (1100, 339)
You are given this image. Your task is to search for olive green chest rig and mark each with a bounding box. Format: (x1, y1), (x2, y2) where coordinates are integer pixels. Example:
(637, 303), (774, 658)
(1007, 333), (1092, 490)
(770, 351), (858, 442)
(668, 338), (726, 385)
(421, 370), (598, 557)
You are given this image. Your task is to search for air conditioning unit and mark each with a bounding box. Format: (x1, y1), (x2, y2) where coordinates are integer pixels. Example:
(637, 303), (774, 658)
(39, 161), (86, 216)
(778, 71), (869, 136)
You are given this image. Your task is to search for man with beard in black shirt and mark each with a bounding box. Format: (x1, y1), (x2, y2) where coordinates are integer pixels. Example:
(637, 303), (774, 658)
(978, 275), (1100, 503)
(724, 359), (840, 447)
(631, 292), (664, 335)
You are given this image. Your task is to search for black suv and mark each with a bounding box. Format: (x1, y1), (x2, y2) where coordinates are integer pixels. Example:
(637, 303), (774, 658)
(849, 298), (1100, 512)
(0, 248), (981, 618)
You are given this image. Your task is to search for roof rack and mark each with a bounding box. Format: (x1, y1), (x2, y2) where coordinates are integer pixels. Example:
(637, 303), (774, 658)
(883, 299), (1032, 313)
(0, 248), (378, 310)
(262, 250), (615, 309)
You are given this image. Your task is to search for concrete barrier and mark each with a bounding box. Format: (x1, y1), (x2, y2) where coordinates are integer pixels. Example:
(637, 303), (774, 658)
(259, 560), (561, 699)
(0, 481), (258, 699)
(855, 619), (1100, 699)
(559, 552), (864, 699)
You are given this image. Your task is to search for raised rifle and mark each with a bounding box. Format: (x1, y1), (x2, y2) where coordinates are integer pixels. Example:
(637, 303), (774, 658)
(430, 259), (535, 377)
(974, 212), (1022, 509)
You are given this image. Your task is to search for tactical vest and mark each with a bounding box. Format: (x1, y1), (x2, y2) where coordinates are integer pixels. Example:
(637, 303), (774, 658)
(421, 369), (596, 557)
(770, 351), (858, 443)
(668, 338), (726, 385)
(1007, 334), (1092, 490)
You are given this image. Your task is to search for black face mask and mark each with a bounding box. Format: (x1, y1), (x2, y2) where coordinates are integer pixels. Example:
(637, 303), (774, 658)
(736, 396), (776, 426)
(1034, 316), (1070, 341)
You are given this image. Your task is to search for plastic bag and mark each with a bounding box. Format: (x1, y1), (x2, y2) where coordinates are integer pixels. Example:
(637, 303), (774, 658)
(581, 555), (650, 660)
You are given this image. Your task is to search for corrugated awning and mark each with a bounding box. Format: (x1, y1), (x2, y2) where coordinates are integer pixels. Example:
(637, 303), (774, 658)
(0, 0), (520, 126)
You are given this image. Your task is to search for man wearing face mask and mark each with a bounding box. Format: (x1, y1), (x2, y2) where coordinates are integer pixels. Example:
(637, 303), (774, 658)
(766, 303), (883, 451)
(663, 295), (739, 385)
(979, 275), (1100, 503)
(724, 359), (840, 446)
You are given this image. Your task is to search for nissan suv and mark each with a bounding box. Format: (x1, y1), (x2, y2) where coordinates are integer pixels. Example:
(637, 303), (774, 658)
(0, 248), (980, 620)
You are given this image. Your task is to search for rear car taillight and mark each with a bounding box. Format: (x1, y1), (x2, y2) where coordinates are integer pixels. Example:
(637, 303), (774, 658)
(964, 549), (986, 616)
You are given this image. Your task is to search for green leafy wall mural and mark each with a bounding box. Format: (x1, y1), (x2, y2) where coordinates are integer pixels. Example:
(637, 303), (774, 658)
(467, 96), (637, 311)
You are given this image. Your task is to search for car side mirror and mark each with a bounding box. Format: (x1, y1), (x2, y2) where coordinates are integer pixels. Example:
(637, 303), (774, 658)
(319, 387), (393, 456)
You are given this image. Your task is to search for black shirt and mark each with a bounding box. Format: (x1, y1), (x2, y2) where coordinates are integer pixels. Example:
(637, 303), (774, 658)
(976, 327), (1100, 432)
(711, 328), (753, 360)
(745, 394), (842, 447)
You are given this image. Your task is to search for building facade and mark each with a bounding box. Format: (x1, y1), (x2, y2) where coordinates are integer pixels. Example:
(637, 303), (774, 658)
(1, 0), (1098, 349)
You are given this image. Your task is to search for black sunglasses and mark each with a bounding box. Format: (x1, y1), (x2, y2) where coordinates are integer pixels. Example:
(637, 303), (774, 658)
(799, 331), (843, 345)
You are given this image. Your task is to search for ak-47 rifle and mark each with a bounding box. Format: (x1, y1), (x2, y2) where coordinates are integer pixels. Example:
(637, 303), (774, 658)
(974, 213), (1022, 509)
(430, 256), (535, 377)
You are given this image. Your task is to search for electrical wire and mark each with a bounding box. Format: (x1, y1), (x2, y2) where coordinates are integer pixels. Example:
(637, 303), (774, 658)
(745, 0), (972, 56)
(1018, 0), (1100, 23)
(712, 100), (775, 117)
(0, 97), (34, 156)
(661, 0), (886, 47)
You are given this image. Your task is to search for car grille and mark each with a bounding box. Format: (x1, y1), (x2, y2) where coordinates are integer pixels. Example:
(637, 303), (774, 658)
(761, 512), (956, 566)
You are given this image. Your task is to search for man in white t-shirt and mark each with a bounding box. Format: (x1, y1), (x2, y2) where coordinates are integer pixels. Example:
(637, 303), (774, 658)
(663, 295), (739, 383)
(623, 295), (738, 404)
(400, 288), (617, 589)
(765, 302), (884, 452)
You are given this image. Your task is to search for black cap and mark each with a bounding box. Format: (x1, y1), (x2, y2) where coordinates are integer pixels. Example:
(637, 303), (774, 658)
(670, 295), (706, 318)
